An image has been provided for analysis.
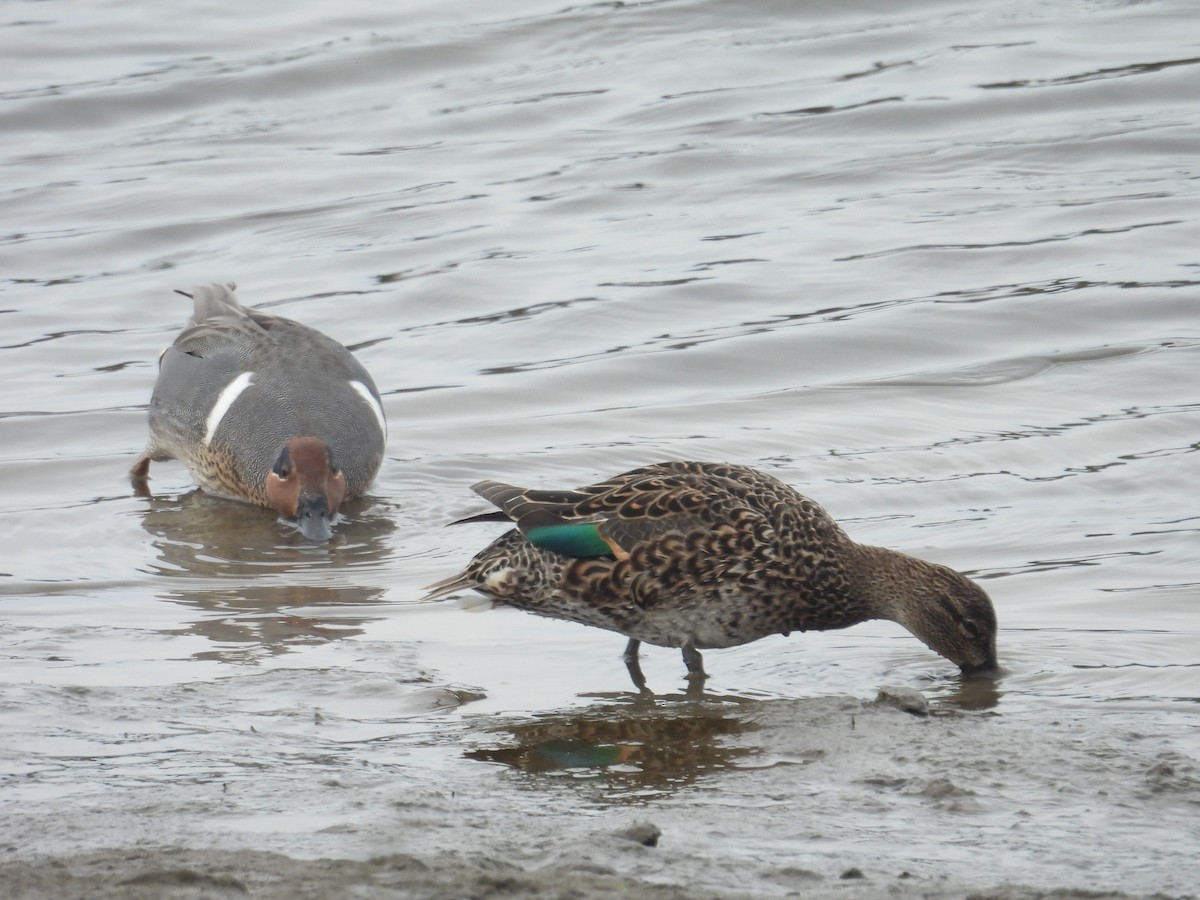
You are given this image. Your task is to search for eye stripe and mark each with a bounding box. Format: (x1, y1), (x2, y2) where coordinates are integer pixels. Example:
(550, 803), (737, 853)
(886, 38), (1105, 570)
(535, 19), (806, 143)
(349, 380), (387, 438)
(203, 372), (254, 446)
(935, 595), (963, 626)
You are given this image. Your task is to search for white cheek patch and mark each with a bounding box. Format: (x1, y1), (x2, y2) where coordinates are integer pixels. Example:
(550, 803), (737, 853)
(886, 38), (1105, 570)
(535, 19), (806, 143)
(349, 380), (387, 438)
(203, 371), (254, 446)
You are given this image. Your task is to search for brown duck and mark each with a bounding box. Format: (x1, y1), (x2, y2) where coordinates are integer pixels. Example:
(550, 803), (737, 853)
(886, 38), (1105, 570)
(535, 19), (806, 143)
(423, 461), (999, 689)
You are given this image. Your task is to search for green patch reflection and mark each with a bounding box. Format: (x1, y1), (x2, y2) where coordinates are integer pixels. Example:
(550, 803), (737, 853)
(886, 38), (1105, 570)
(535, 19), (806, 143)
(466, 699), (758, 795)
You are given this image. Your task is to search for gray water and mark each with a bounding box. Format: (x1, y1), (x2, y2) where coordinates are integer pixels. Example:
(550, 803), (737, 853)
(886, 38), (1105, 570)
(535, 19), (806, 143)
(1, 0), (1198, 895)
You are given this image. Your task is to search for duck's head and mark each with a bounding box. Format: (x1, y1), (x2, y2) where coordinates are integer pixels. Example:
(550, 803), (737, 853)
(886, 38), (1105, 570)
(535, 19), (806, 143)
(899, 563), (999, 677)
(265, 436), (346, 541)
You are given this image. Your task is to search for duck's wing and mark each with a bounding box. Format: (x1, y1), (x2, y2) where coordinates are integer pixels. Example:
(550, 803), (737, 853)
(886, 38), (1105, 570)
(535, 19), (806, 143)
(169, 283), (366, 375)
(471, 462), (798, 560)
(469, 481), (619, 556)
(144, 285), (280, 450)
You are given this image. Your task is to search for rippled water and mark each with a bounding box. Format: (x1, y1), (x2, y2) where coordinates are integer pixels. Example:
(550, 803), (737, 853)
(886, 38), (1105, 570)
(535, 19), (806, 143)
(2, 0), (1198, 893)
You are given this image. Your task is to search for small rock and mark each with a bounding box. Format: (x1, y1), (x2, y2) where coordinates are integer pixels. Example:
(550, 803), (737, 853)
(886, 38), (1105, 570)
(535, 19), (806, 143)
(770, 866), (824, 883)
(875, 685), (930, 716)
(615, 822), (661, 847)
(840, 867), (865, 880)
(917, 778), (973, 800)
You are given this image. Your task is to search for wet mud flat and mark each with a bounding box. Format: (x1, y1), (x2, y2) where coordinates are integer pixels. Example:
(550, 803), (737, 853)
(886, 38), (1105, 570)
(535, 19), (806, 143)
(2, 690), (1196, 899)
(0, 850), (1188, 900)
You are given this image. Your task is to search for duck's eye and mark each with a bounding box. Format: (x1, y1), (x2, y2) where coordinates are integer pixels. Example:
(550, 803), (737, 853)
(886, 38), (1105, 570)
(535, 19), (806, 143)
(272, 447), (292, 478)
(960, 620), (982, 639)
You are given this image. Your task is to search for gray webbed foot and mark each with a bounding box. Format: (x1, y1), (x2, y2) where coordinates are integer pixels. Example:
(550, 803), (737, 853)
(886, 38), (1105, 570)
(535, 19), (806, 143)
(681, 643), (707, 682)
(623, 638), (649, 692)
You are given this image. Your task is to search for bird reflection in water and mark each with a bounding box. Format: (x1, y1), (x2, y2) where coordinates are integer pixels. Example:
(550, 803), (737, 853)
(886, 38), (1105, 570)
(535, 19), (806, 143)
(135, 489), (397, 662)
(466, 696), (760, 795)
(160, 584), (384, 663)
(136, 489), (398, 574)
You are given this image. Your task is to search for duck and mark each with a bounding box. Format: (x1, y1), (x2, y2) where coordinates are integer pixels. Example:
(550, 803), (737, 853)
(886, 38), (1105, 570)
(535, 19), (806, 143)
(422, 461), (998, 689)
(131, 282), (387, 541)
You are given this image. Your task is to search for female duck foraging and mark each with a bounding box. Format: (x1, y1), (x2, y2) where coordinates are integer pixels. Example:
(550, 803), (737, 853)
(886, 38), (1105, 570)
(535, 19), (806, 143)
(131, 283), (387, 541)
(424, 461), (999, 690)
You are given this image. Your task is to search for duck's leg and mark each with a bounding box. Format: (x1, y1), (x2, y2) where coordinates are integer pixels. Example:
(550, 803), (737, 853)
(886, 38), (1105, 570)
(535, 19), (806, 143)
(131, 441), (170, 481)
(130, 455), (151, 479)
(681, 642), (707, 682)
(623, 638), (648, 691)
(129, 454), (154, 498)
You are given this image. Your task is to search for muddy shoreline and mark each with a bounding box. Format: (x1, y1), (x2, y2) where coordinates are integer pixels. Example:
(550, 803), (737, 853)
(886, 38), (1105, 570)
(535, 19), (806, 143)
(0, 847), (1182, 900)
(4, 694), (1195, 899)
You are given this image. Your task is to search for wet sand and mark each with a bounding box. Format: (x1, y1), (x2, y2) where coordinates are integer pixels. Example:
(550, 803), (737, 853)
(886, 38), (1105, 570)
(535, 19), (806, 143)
(0, 850), (1180, 900)
(4, 693), (1196, 899)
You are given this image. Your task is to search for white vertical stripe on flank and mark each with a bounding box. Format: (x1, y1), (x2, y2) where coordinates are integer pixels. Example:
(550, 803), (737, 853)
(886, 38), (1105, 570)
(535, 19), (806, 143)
(350, 380), (387, 438)
(203, 372), (254, 446)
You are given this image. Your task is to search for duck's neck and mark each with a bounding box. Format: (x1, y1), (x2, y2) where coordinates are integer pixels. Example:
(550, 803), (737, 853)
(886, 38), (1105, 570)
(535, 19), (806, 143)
(843, 540), (998, 674)
(844, 542), (946, 630)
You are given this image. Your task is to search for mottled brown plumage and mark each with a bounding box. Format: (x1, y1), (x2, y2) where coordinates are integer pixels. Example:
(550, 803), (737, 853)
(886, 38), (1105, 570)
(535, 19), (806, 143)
(424, 461), (998, 689)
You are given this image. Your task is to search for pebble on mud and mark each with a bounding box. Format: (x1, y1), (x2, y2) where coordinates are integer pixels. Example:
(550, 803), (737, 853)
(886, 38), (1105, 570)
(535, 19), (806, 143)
(875, 685), (930, 716)
(840, 867), (865, 879)
(615, 822), (661, 847)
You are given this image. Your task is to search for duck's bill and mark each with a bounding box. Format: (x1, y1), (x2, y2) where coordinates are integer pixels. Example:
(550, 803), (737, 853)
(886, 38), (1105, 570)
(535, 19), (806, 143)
(295, 495), (336, 542)
(960, 658), (1002, 679)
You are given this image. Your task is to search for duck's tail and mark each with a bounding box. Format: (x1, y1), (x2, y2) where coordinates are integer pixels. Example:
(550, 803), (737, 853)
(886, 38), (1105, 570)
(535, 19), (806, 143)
(418, 571), (475, 603)
(178, 282), (242, 323)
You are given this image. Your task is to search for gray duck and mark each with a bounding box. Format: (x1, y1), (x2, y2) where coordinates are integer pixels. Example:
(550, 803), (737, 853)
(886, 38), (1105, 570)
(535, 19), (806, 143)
(131, 283), (386, 540)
